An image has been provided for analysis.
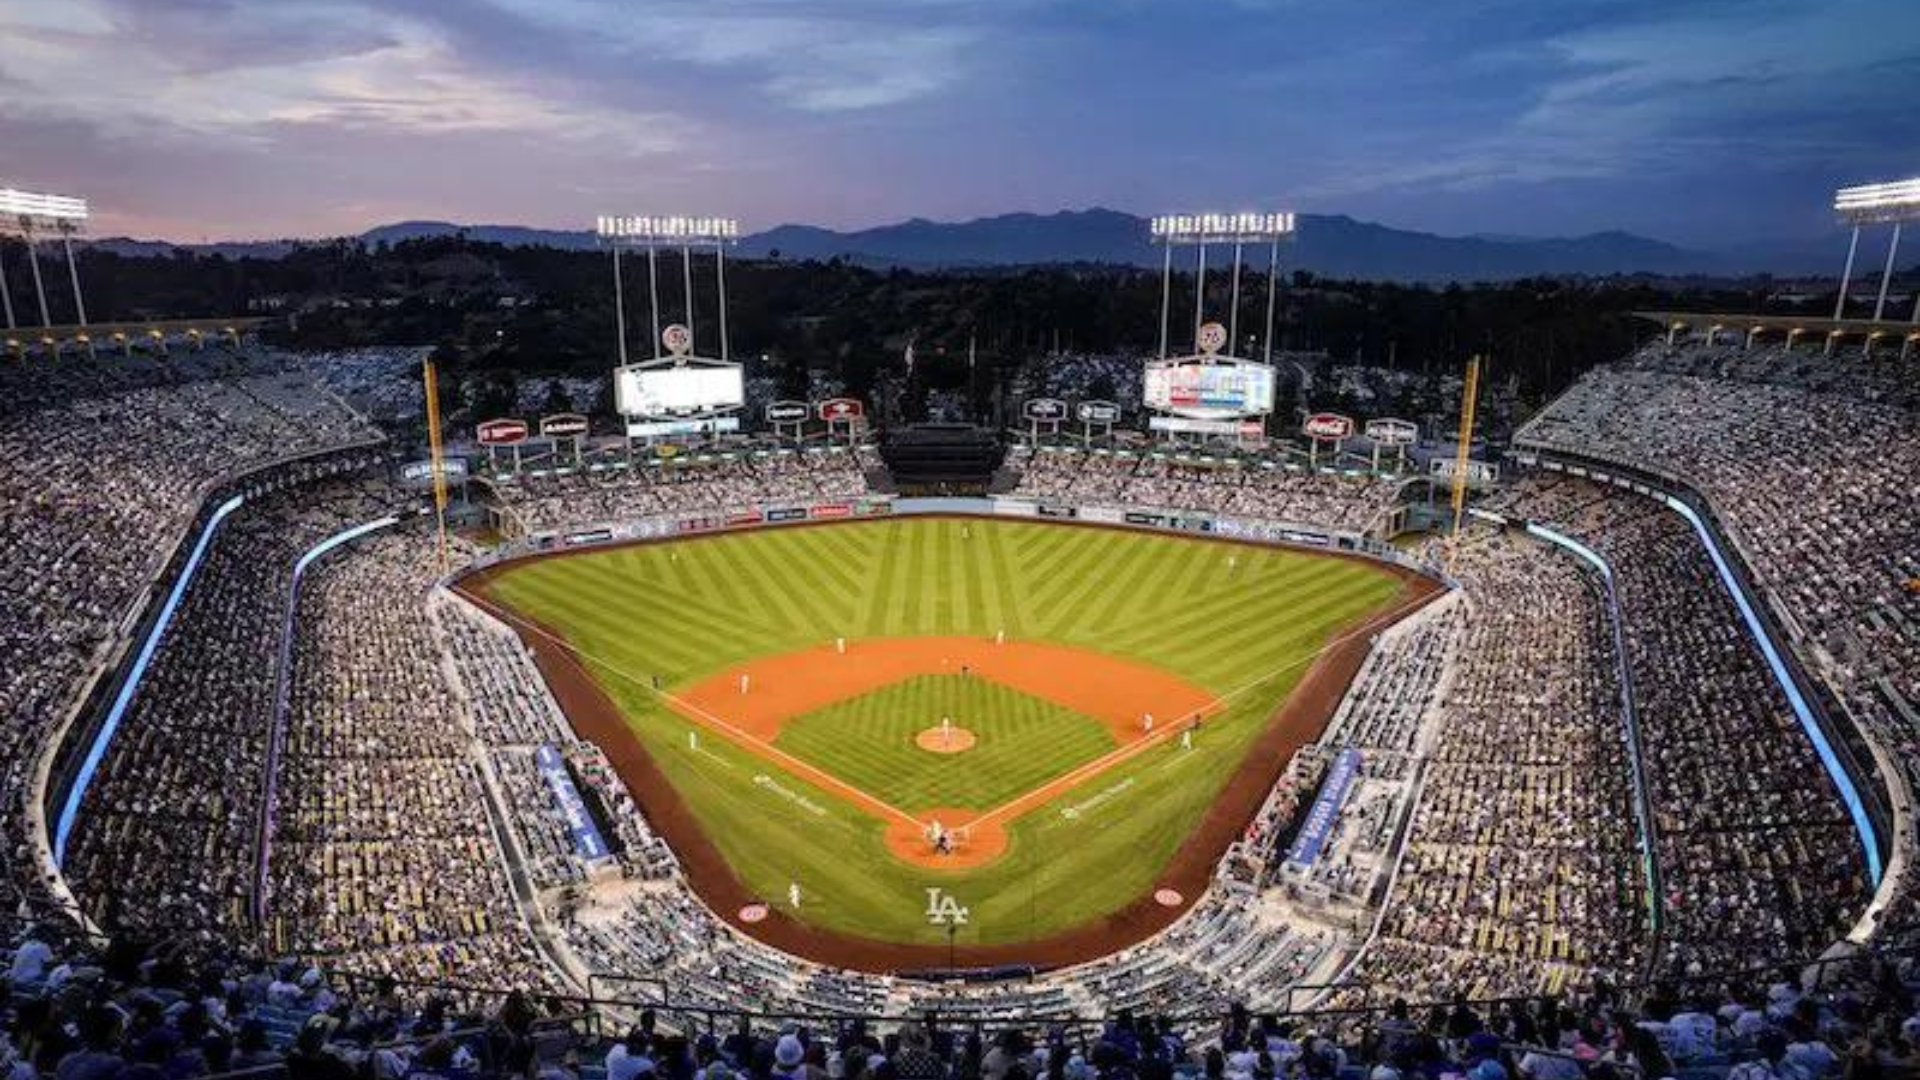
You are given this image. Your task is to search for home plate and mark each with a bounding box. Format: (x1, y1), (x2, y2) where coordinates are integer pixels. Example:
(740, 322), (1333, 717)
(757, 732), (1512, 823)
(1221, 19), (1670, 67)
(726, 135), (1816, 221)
(738, 903), (770, 923)
(1154, 889), (1184, 907)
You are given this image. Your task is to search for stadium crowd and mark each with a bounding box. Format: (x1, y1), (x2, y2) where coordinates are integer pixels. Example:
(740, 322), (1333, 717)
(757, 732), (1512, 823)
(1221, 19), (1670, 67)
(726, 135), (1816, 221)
(1336, 527), (1646, 1003)
(1487, 476), (1868, 974)
(494, 449), (880, 535)
(1007, 448), (1401, 534)
(62, 478), (402, 940)
(1517, 339), (1914, 929)
(0, 348), (381, 928)
(267, 528), (554, 991)
(10, 914), (1920, 1080)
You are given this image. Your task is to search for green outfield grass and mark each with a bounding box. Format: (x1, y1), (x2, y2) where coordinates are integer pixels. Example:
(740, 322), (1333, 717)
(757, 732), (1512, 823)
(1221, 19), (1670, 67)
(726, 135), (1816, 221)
(480, 517), (1407, 947)
(775, 675), (1117, 812)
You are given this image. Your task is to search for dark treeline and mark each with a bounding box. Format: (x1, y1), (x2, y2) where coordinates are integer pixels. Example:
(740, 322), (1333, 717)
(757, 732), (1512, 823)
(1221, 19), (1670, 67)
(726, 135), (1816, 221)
(26, 234), (1820, 408)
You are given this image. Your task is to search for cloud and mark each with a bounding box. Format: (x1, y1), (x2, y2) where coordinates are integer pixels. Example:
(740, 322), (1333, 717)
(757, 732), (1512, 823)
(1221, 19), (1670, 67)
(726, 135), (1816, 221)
(0, 0), (693, 153)
(479, 0), (985, 111)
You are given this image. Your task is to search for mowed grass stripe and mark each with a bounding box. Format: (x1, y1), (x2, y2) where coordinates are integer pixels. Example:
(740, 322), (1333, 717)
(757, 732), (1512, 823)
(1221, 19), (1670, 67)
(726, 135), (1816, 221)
(1023, 529), (1127, 614)
(1071, 535), (1184, 638)
(1099, 555), (1365, 655)
(754, 531), (862, 632)
(1150, 574), (1398, 685)
(959, 522), (998, 636)
(566, 558), (783, 653)
(713, 535), (815, 632)
(1024, 526), (1112, 589)
(885, 519), (924, 629)
(498, 576), (713, 672)
(979, 522), (1028, 638)
(858, 522), (907, 635)
(776, 528), (856, 599)
(947, 524), (974, 637)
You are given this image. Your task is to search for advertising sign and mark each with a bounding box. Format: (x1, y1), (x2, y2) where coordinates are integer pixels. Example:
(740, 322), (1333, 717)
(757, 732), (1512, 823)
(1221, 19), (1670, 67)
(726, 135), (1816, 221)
(535, 745), (612, 862)
(818, 398), (864, 421)
(1024, 398), (1068, 421)
(1429, 458), (1500, 485)
(1364, 418), (1418, 446)
(1076, 401), (1121, 424)
(1149, 416), (1240, 435)
(1302, 413), (1355, 441)
(766, 400), (809, 423)
(540, 413), (590, 438)
(398, 458), (469, 488)
(476, 418), (529, 446)
(625, 416), (741, 439)
(1286, 747), (1364, 868)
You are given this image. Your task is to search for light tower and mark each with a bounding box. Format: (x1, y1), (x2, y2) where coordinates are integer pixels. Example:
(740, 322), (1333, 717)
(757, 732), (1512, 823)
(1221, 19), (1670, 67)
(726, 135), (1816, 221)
(1832, 178), (1920, 323)
(597, 215), (747, 447)
(1148, 212), (1296, 361)
(0, 186), (90, 333)
(595, 215), (741, 363)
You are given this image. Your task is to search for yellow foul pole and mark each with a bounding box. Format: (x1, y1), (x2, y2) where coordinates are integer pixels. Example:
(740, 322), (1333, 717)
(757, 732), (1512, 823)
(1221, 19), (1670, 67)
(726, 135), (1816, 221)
(1445, 354), (1482, 574)
(423, 358), (451, 573)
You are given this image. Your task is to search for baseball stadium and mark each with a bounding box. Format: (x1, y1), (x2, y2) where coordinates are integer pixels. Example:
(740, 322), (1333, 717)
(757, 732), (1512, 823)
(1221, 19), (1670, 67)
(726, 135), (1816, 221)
(2, 174), (1918, 1080)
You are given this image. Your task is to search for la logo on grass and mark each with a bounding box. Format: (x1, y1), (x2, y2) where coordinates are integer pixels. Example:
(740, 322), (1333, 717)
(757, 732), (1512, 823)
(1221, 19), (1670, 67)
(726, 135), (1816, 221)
(924, 888), (970, 925)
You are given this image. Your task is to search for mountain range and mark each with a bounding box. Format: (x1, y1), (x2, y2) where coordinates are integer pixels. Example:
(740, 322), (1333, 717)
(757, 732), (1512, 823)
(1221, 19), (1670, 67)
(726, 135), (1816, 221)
(88, 208), (1841, 281)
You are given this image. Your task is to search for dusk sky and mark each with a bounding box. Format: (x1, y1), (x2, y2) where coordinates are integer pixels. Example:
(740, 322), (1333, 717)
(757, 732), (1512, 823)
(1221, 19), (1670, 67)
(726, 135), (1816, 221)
(3, 0), (1916, 247)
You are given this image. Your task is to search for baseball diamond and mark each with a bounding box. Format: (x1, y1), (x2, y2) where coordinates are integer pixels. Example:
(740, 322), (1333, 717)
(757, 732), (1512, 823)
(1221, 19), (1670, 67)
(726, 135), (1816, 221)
(461, 515), (1430, 967)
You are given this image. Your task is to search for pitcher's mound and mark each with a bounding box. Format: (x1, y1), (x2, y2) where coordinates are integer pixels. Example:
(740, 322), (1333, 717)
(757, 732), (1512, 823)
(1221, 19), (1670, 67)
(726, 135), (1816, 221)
(914, 726), (976, 754)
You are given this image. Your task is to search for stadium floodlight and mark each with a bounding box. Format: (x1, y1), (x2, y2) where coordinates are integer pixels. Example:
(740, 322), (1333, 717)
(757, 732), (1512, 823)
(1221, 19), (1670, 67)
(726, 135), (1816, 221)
(1834, 179), (1920, 225)
(597, 212), (741, 374)
(0, 187), (89, 230)
(596, 215), (740, 244)
(1151, 212), (1295, 244)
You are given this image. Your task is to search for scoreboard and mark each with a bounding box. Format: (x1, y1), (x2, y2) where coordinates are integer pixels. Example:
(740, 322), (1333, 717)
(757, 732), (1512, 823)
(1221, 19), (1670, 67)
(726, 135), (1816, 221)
(615, 362), (744, 417)
(1143, 358), (1276, 418)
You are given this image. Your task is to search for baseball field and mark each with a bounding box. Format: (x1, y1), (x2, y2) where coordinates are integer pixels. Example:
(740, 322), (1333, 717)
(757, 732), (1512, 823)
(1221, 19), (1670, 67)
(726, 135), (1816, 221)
(465, 516), (1426, 968)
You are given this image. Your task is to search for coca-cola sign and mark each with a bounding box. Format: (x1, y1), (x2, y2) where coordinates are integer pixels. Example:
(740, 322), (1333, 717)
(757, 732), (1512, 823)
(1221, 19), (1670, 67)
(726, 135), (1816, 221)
(476, 419), (529, 446)
(1302, 413), (1354, 441)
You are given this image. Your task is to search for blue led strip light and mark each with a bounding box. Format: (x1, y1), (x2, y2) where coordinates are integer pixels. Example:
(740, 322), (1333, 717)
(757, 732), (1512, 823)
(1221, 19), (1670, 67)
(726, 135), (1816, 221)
(253, 515), (400, 922)
(1516, 517), (1663, 931)
(1659, 494), (1883, 885)
(54, 494), (247, 866)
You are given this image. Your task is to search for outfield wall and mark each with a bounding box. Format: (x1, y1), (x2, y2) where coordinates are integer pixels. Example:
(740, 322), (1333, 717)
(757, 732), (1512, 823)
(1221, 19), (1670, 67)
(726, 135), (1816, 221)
(471, 495), (1441, 583)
